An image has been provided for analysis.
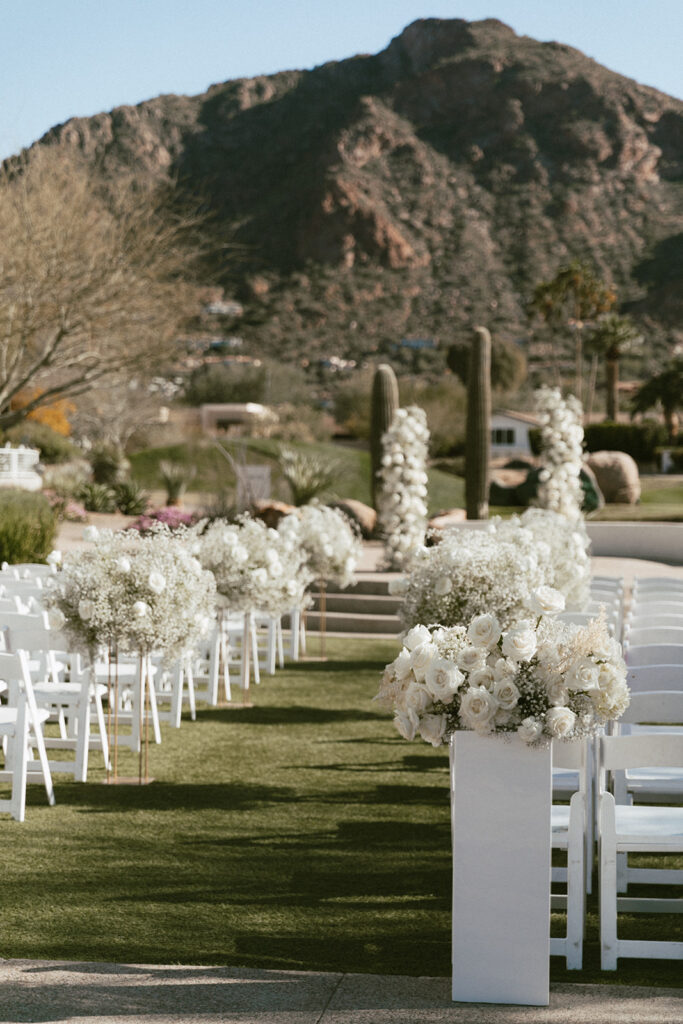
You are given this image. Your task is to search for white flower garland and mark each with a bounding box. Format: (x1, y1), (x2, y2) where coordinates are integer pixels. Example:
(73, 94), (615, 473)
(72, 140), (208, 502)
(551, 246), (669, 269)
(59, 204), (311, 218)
(377, 405), (429, 571)
(45, 527), (217, 661)
(377, 592), (629, 747)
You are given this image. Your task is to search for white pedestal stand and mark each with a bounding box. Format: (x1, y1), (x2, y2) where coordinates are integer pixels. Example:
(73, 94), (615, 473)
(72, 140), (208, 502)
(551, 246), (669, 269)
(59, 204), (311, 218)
(450, 732), (552, 1006)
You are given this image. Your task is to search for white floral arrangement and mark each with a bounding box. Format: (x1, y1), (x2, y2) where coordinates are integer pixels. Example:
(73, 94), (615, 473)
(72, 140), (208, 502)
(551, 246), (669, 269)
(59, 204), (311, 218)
(533, 387), (585, 519)
(197, 515), (309, 615)
(278, 504), (361, 588)
(377, 405), (430, 571)
(45, 526), (217, 660)
(393, 517), (549, 632)
(517, 507), (591, 611)
(377, 589), (629, 748)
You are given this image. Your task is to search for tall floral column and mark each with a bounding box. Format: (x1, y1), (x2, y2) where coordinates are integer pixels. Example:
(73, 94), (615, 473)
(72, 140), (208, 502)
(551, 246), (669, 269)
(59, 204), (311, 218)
(377, 405), (430, 571)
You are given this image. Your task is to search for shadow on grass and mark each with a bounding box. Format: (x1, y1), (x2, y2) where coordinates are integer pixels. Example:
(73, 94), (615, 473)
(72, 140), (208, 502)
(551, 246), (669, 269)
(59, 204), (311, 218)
(199, 705), (387, 726)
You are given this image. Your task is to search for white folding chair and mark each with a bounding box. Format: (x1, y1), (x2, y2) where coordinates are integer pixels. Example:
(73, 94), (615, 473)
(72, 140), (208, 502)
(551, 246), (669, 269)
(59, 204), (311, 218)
(550, 740), (588, 969)
(624, 626), (683, 649)
(627, 603), (683, 620)
(634, 577), (683, 594)
(625, 645), (683, 668)
(598, 732), (683, 969)
(0, 649), (55, 814)
(591, 575), (624, 593)
(4, 620), (110, 782)
(153, 652), (197, 728)
(627, 664), (683, 693)
(614, 691), (683, 807)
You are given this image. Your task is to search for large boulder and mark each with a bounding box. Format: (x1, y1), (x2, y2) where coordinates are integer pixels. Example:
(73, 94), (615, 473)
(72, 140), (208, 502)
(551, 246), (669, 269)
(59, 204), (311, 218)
(328, 499), (377, 538)
(585, 451), (641, 504)
(253, 499), (296, 528)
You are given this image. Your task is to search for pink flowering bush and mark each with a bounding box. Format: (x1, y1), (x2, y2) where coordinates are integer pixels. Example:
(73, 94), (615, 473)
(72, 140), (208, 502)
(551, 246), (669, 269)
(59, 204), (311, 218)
(130, 507), (198, 534)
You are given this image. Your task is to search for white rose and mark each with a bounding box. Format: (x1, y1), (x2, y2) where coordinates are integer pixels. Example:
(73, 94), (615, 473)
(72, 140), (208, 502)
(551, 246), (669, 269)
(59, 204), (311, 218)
(391, 648), (413, 681)
(148, 571), (166, 595)
(409, 641), (438, 681)
(528, 586), (565, 617)
(252, 568), (268, 586)
(502, 627), (537, 662)
(388, 577), (408, 596)
(46, 549), (62, 567)
(492, 657), (516, 684)
(566, 656), (599, 692)
(233, 545), (248, 564)
(82, 526), (99, 542)
(394, 708), (419, 742)
(403, 625), (432, 651)
(469, 666), (495, 690)
(78, 599), (95, 621)
(456, 646), (487, 673)
(467, 613), (502, 649)
(418, 713), (448, 748)
(434, 575), (453, 597)
(459, 685), (497, 732)
(133, 600), (149, 618)
(545, 706), (577, 738)
(493, 677), (520, 710)
(425, 658), (463, 702)
(402, 681), (431, 714)
(116, 557), (131, 573)
(47, 607), (66, 630)
(517, 717), (544, 744)
(546, 676), (569, 706)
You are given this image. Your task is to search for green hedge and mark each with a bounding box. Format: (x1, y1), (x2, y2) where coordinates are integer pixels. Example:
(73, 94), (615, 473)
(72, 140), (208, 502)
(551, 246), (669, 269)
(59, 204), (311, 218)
(583, 422), (668, 464)
(3, 421), (78, 463)
(0, 489), (57, 564)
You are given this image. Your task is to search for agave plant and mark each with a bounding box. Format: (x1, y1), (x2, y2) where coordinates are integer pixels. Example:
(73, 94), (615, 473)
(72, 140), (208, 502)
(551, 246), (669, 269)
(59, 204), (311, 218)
(277, 446), (340, 506)
(159, 460), (196, 505)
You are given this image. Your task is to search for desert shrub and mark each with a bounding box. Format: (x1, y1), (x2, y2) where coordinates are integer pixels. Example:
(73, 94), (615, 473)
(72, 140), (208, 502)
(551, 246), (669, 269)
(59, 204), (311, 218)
(78, 482), (117, 513)
(90, 444), (128, 485)
(0, 489), (57, 563)
(258, 403), (334, 443)
(42, 460), (92, 499)
(583, 421), (668, 464)
(3, 421), (78, 463)
(113, 479), (150, 516)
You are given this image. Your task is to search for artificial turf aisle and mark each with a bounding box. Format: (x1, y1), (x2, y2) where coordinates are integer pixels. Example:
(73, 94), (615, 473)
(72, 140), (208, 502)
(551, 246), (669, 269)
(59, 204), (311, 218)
(0, 636), (680, 986)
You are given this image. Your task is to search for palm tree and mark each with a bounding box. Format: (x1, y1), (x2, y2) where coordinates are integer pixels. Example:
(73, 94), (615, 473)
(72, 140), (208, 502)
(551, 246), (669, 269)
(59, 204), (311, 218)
(631, 357), (683, 442)
(584, 313), (643, 421)
(528, 260), (616, 406)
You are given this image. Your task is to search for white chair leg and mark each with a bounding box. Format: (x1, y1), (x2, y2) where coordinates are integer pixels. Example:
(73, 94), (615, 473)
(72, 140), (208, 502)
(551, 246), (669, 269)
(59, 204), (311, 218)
(93, 687), (110, 771)
(170, 661), (183, 729)
(565, 793), (585, 970)
(10, 703), (28, 822)
(276, 618), (284, 669)
(74, 697), (90, 783)
(186, 658), (196, 721)
(599, 795), (618, 970)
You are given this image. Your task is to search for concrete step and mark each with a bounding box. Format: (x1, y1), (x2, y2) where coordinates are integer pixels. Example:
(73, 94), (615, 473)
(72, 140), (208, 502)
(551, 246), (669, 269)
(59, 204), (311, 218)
(323, 572), (400, 596)
(309, 591), (403, 616)
(303, 610), (401, 636)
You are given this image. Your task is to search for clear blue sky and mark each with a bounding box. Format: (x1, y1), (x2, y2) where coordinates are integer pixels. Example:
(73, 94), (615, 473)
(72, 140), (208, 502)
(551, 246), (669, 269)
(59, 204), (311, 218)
(1, 0), (681, 162)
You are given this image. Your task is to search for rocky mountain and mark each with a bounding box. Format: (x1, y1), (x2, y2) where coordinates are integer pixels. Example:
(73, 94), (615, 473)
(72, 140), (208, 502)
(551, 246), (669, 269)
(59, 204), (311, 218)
(22, 17), (683, 374)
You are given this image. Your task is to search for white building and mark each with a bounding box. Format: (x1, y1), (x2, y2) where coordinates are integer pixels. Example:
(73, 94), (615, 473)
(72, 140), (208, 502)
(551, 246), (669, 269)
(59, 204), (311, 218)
(490, 410), (540, 459)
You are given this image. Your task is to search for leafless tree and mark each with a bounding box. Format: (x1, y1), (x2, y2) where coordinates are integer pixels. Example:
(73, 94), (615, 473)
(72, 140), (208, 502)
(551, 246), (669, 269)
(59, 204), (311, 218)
(0, 150), (199, 429)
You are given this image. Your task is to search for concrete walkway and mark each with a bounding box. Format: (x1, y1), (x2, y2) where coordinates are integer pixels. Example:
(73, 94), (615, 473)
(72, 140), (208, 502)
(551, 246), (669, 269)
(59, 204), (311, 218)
(0, 959), (681, 1024)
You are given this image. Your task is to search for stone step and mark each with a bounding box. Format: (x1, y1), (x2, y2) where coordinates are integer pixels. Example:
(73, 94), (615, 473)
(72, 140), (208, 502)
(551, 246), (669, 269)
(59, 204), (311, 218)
(322, 572), (400, 596)
(309, 591), (403, 616)
(303, 610), (402, 636)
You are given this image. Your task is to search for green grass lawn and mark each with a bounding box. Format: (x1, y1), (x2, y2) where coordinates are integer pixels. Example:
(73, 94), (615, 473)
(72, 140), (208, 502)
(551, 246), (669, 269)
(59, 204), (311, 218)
(2, 637), (680, 985)
(129, 440), (682, 520)
(129, 439), (465, 515)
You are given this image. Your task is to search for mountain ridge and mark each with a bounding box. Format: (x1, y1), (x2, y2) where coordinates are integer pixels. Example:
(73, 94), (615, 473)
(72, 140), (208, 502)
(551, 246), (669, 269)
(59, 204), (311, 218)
(17, 17), (683, 372)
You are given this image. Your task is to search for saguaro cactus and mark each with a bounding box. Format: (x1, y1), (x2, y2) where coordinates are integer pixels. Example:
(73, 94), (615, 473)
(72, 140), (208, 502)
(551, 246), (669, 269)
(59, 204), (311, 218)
(370, 363), (399, 510)
(465, 326), (491, 520)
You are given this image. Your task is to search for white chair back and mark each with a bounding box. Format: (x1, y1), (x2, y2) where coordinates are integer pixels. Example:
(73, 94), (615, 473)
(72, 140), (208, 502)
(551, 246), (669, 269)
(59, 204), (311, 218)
(625, 644), (683, 667)
(627, 664), (683, 692)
